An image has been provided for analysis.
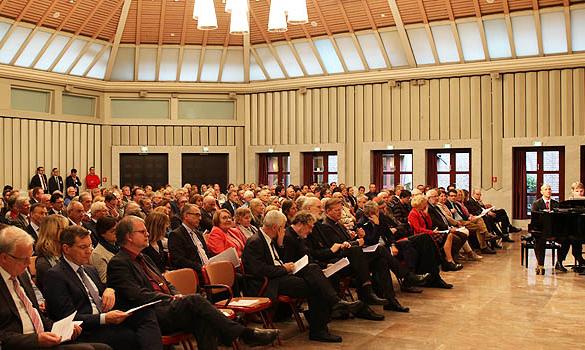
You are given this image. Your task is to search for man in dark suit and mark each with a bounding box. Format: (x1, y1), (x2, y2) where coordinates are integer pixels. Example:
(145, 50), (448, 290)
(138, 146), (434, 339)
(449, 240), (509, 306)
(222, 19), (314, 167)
(107, 216), (278, 350)
(530, 184), (560, 274)
(390, 189), (412, 228)
(49, 193), (67, 216)
(168, 204), (211, 281)
(221, 190), (240, 217)
(66, 169), (83, 196)
(83, 202), (109, 247)
(199, 196), (216, 233)
(243, 210), (360, 342)
(29, 167), (48, 192)
(0, 225), (111, 350)
(10, 197), (31, 230)
(30, 187), (45, 205)
(466, 189), (519, 242)
(44, 226), (160, 350)
(26, 203), (48, 243)
(48, 168), (65, 194)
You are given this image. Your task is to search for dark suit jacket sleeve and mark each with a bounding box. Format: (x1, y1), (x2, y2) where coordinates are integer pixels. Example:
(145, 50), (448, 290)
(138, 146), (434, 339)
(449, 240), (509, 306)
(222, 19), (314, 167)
(43, 267), (101, 330)
(465, 199), (482, 215)
(34, 255), (53, 293)
(306, 224), (338, 262)
(168, 229), (202, 272)
(242, 235), (288, 279)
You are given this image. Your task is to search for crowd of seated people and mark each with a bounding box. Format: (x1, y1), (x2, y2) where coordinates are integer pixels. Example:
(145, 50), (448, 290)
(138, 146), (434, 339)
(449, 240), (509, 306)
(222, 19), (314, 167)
(0, 168), (530, 348)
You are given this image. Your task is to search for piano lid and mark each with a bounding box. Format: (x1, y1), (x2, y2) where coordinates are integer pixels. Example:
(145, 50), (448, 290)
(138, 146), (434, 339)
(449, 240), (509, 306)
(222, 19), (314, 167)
(558, 198), (585, 210)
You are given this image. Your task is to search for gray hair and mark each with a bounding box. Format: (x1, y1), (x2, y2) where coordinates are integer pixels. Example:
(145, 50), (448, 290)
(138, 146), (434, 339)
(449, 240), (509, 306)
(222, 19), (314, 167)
(115, 216), (144, 246)
(0, 226), (34, 255)
(67, 200), (84, 214)
(301, 197), (321, 210)
(90, 201), (107, 215)
(263, 210), (286, 228)
(363, 201), (379, 216)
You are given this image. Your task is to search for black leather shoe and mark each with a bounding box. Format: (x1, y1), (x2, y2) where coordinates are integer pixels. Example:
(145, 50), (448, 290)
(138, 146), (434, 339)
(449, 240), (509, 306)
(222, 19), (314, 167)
(309, 331), (342, 343)
(490, 239), (503, 249)
(241, 328), (279, 347)
(331, 299), (364, 316)
(404, 272), (431, 286)
(442, 261), (463, 272)
(360, 285), (390, 305)
(427, 278), (453, 289)
(401, 285), (423, 293)
(509, 226), (522, 233)
(555, 261), (568, 273)
(502, 236), (515, 243)
(354, 305), (385, 321)
(480, 247), (496, 254)
(383, 298), (409, 313)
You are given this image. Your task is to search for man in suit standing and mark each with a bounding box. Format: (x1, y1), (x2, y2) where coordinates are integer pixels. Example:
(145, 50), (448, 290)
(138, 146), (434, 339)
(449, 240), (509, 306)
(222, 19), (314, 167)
(0, 225), (111, 350)
(66, 169), (83, 196)
(107, 216), (278, 350)
(26, 203), (48, 243)
(221, 190), (240, 217)
(48, 168), (65, 194)
(29, 167), (48, 192)
(168, 204), (210, 281)
(43, 226), (160, 350)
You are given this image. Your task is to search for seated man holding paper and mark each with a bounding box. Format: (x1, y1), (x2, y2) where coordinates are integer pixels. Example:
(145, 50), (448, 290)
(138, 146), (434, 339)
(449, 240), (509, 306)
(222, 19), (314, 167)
(108, 216), (278, 350)
(242, 210), (354, 342)
(465, 188), (519, 243)
(43, 226), (161, 350)
(0, 225), (111, 350)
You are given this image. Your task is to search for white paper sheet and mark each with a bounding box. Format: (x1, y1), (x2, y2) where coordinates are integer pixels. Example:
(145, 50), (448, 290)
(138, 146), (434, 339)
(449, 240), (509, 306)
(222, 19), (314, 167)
(126, 299), (163, 314)
(227, 299), (260, 307)
(362, 244), (379, 253)
(477, 207), (494, 218)
(51, 311), (76, 343)
(322, 258), (350, 278)
(292, 255), (309, 274)
(207, 247), (241, 267)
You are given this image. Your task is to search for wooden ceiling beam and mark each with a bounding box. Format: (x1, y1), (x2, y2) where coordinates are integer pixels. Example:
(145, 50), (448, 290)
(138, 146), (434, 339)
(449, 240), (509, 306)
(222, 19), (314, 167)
(531, 0), (544, 56)
(243, 33), (250, 82)
(248, 5), (289, 78)
(82, 43), (111, 77)
(386, 0), (416, 67)
(0, 0), (35, 50)
(176, 0), (191, 80)
(196, 31), (208, 81)
(136, 0), (142, 44)
(502, 0), (517, 58)
(310, 0), (348, 72)
(218, 29), (232, 81)
(358, 0), (391, 69)
(563, 0), (572, 53)
(416, 0), (440, 64)
(472, 0), (490, 61)
(443, 0), (464, 63)
(105, 0), (133, 80)
(155, 0), (168, 81)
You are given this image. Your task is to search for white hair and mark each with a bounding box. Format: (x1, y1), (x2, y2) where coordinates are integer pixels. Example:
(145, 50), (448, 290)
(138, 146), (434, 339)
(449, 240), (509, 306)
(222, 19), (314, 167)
(263, 210), (286, 228)
(0, 226), (34, 255)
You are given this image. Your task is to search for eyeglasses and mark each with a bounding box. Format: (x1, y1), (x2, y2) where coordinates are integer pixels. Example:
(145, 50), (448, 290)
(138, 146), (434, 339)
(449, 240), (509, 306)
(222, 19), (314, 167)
(132, 229), (149, 236)
(7, 253), (32, 263)
(186, 212), (201, 217)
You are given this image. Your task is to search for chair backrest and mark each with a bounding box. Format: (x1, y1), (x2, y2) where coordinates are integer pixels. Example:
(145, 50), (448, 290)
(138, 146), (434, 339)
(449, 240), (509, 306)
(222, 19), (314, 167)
(203, 261), (235, 294)
(163, 268), (198, 294)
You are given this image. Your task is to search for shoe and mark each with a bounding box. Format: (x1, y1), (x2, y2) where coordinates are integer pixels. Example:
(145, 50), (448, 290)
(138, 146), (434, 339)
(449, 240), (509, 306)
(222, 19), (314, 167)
(572, 265), (585, 273)
(309, 331), (342, 343)
(521, 233), (533, 241)
(404, 272), (431, 286)
(509, 226), (522, 233)
(535, 265), (545, 275)
(480, 247), (496, 255)
(555, 261), (568, 273)
(331, 299), (364, 316)
(383, 298), (409, 313)
(241, 328), (279, 347)
(427, 277), (453, 289)
(354, 305), (385, 321)
(401, 285), (423, 293)
(360, 285), (390, 306)
(502, 236), (515, 243)
(442, 261), (463, 272)
(467, 252), (483, 261)
(490, 239), (503, 249)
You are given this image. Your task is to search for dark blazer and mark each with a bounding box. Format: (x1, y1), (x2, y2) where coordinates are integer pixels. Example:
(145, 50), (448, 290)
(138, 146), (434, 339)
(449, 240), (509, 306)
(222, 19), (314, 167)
(445, 200), (468, 220)
(44, 258), (105, 330)
(83, 220), (98, 247)
(142, 242), (168, 273)
(465, 198), (484, 216)
(531, 197), (559, 212)
(48, 176), (64, 194)
(65, 176), (82, 195)
(34, 255), (58, 293)
(25, 225), (38, 242)
(241, 231), (289, 299)
(277, 226), (310, 264)
(221, 201), (240, 217)
(0, 272), (53, 350)
(427, 204), (450, 231)
(106, 249), (176, 311)
(29, 174), (48, 190)
(305, 220), (344, 264)
(199, 209), (214, 233)
(391, 200), (411, 225)
(168, 225), (210, 276)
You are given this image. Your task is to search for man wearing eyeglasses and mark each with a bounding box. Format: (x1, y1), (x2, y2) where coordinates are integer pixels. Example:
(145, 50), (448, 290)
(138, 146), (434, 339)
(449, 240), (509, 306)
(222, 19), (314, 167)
(43, 226), (161, 350)
(0, 225), (111, 350)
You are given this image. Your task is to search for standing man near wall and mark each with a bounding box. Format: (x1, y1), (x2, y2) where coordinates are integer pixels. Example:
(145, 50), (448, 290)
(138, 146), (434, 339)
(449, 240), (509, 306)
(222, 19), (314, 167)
(66, 169), (83, 196)
(85, 167), (101, 191)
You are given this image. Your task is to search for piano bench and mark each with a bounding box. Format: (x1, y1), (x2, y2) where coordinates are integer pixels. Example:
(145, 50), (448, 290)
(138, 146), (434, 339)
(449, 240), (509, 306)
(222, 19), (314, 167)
(521, 240), (558, 268)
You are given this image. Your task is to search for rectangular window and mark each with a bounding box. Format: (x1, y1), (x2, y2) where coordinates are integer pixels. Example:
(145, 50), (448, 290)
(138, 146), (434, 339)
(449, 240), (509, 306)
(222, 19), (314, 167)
(259, 153), (290, 186)
(512, 147), (565, 219)
(427, 149), (471, 191)
(178, 100), (235, 120)
(111, 99), (169, 119)
(63, 94), (96, 117)
(372, 150), (413, 191)
(303, 152), (337, 185)
(11, 87), (51, 113)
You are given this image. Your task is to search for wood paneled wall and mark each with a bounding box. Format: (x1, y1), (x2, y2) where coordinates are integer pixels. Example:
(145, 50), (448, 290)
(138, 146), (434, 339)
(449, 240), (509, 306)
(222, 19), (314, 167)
(245, 68), (585, 188)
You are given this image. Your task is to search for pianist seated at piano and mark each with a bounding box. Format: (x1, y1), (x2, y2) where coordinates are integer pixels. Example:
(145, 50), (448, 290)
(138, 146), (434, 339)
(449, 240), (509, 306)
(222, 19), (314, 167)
(531, 183), (585, 275)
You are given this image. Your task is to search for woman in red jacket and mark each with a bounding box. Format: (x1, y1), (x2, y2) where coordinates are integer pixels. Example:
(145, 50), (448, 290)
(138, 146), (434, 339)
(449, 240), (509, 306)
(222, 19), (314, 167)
(407, 195), (446, 248)
(207, 209), (247, 257)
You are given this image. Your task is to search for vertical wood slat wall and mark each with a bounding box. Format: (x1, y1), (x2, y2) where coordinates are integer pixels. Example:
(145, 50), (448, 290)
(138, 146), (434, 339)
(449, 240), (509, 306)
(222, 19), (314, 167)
(245, 68), (585, 188)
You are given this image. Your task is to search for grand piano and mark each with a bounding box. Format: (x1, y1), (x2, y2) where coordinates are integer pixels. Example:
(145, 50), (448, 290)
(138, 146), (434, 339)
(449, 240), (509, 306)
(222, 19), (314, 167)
(531, 199), (585, 239)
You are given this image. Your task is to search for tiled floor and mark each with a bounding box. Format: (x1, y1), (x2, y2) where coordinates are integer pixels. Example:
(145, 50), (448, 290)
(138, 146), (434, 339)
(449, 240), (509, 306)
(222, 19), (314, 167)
(269, 236), (585, 350)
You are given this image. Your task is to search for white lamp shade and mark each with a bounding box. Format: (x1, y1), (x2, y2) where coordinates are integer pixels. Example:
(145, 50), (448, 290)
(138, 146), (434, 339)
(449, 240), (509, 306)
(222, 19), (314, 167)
(268, 0), (288, 32)
(287, 0), (308, 25)
(225, 0), (235, 13)
(229, 1), (249, 34)
(197, 0), (218, 30)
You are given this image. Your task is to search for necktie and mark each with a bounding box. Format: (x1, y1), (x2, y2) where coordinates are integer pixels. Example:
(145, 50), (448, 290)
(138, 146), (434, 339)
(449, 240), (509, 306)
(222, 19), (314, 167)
(77, 267), (103, 312)
(545, 201), (550, 210)
(136, 255), (171, 294)
(270, 243), (283, 266)
(10, 277), (44, 334)
(40, 175), (47, 191)
(190, 230), (209, 265)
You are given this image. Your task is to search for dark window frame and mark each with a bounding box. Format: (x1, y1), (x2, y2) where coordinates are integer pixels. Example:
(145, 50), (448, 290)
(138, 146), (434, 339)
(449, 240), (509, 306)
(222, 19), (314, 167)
(426, 148), (472, 191)
(258, 153), (290, 186)
(303, 152), (338, 185)
(372, 150), (413, 190)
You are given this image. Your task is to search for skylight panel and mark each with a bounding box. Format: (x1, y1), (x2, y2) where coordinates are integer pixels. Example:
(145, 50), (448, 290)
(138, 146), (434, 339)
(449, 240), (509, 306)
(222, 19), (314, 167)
(14, 30), (51, 67)
(356, 33), (386, 69)
(407, 27), (435, 65)
(250, 54), (266, 81)
(314, 38), (344, 74)
(511, 15), (539, 56)
(137, 47), (157, 81)
(255, 46), (285, 79)
(86, 47), (110, 79)
(379, 30), (409, 67)
(274, 44), (304, 77)
(221, 48), (244, 82)
(0, 26), (32, 64)
(34, 34), (69, 70)
(52, 38), (87, 73)
(70, 43), (103, 76)
(200, 48), (222, 82)
(335, 36), (364, 71)
(0, 22), (10, 42)
(179, 48), (201, 81)
(292, 41), (323, 75)
(110, 46), (135, 81)
(430, 25), (459, 63)
(541, 11), (567, 54)
(483, 18), (512, 59)
(158, 48), (179, 81)
(572, 9), (585, 51)
(457, 22), (485, 61)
